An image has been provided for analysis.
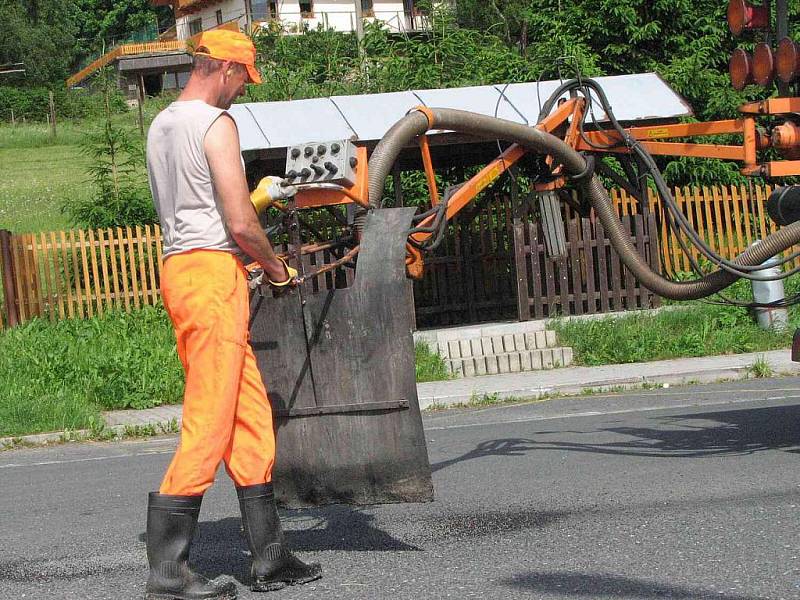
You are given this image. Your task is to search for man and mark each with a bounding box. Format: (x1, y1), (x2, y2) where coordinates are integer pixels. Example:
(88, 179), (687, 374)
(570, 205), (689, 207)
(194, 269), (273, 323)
(144, 29), (322, 599)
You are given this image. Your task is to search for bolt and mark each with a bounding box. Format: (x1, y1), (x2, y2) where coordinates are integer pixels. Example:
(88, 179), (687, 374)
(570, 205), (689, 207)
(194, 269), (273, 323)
(317, 144), (327, 155)
(291, 148), (301, 159)
(304, 146), (314, 157)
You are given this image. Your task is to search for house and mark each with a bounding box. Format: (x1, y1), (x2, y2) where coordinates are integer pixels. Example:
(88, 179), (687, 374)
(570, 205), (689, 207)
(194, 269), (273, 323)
(67, 0), (429, 94)
(174, 1), (428, 38)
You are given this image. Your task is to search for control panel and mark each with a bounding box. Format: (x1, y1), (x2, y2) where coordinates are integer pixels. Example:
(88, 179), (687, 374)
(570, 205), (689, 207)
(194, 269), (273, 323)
(285, 139), (359, 187)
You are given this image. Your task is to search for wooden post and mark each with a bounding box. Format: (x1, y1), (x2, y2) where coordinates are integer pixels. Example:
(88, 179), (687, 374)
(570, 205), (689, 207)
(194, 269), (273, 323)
(10, 109), (14, 126)
(137, 86), (145, 136)
(139, 73), (146, 104)
(353, 1), (366, 74)
(48, 91), (56, 138)
(0, 230), (20, 327)
(353, 0), (365, 42)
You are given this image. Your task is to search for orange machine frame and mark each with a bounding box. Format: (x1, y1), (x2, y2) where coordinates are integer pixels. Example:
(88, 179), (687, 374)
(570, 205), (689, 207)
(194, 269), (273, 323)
(286, 94), (800, 279)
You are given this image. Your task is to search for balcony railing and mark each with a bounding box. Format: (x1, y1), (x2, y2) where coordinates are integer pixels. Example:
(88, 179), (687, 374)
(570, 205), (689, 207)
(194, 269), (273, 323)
(66, 41), (187, 87)
(251, 9), (431, 33)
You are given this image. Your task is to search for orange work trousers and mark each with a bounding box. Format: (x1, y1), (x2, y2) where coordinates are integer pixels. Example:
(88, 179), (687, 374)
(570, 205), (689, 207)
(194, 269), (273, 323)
(158, 250), (275, 496)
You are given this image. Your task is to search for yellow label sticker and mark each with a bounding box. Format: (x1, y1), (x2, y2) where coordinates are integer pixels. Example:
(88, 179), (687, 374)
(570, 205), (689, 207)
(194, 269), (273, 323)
(646, 127), (670, 138)
(476, 166), (502, 193)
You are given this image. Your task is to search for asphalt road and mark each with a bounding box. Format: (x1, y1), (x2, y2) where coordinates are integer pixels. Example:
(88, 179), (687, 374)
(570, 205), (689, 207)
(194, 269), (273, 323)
(1, 377), (800, 600)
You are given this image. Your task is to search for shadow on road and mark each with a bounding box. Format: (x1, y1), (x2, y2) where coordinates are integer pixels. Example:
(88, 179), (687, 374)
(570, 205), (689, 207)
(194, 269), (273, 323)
(501, 571), (771, 600)
(191, 505), (420, 584)
(431, 404), (800, 472)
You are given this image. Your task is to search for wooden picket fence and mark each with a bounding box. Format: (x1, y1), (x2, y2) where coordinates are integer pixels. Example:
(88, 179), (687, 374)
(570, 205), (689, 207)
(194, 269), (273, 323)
(0, 183), (793, 330)
(0, 225), (163, 328)
(608, 184), (796, 275)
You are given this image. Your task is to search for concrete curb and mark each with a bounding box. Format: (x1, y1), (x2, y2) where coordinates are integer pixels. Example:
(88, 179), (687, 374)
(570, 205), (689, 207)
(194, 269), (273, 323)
(416, 365), (759, 410)
(2, 350), (797, 450)
(415, 349), (799, 409)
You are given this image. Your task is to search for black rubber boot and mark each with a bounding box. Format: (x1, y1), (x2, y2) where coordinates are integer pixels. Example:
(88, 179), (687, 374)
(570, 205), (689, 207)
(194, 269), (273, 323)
(145, 492), (238, 600)
(237, 483), (322, 592)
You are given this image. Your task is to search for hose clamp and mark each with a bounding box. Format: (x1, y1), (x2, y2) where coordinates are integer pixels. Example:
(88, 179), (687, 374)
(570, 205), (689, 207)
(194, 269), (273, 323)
(408, 105), (435, 130)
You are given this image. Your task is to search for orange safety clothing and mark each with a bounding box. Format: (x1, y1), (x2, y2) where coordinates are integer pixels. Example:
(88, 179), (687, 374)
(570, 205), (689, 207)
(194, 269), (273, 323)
(158, 249), (275, 496)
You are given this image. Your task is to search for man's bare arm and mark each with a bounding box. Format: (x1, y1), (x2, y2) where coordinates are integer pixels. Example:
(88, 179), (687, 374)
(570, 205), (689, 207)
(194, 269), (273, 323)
(205, 113), (289, 283)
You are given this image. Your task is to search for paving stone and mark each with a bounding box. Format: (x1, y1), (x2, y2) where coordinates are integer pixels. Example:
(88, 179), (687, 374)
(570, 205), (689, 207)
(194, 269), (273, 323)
(552, 347), (564, 368)
(474, 356), (487, 376)
(460, 339), (472, 358)
(486, 355), (499, 375)
(463, 358), (476, 377)
(534, 331), (547, 349)
(563, 346), (574, 366)
(447, 359), (462, 376)
(509, 353), (521, 372)
(513, 334), (525, 352)
(546, 330), (557, 346)
(481, 337), (494, 356)
(521, 351), (533, 371)
(542, 348), (554, 369)
(531, 350), (543, 369)
(503, 334), (516, 352)
(524, 333), (537, 351)
(498, 354), (511, 374)
(471, 338), (483, 357)
(492, 335), (505, 354)
(448, 340), (461, 359)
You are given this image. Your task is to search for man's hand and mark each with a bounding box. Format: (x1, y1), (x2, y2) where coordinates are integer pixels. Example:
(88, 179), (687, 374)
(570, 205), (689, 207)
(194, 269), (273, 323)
(263, 256), (298, 288)
(250, 176), (298, 214)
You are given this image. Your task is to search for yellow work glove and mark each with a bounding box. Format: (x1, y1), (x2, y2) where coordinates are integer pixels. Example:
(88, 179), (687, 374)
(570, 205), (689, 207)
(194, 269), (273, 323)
(267, 256), (299, 288)
(250, 176), (298, 214)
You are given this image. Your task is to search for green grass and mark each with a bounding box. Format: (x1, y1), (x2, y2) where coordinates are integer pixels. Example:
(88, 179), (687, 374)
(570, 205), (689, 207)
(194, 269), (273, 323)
(0, 144), (93, 232)
(0, 310), (453, 438)
(551, 301), (795, 366)
(748, 354), (774, 378)
(0, 305), (183, 437)
(415, 341), (452, 382)
(0, 106), (165, 233)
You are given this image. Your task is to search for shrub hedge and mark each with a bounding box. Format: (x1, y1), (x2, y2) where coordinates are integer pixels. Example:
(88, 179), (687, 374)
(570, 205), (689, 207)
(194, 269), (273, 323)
(0, 86), (128, 122)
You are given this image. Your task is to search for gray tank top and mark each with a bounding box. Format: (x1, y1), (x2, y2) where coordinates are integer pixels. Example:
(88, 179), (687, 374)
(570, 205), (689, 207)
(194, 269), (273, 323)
(146, 100), (242, 258)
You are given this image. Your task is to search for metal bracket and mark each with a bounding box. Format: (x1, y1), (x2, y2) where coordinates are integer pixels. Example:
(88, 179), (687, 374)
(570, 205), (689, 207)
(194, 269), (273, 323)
(537, 191), (567, 259)
(274, 400), (410, 418)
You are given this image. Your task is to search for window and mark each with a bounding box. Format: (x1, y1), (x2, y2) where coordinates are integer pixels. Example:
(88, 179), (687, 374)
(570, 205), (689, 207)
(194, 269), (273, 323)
(251, 0), (278, 20)
(215, 9), (222, 25)
(299, 1), (313, 17)
(188, 18), (202, 35)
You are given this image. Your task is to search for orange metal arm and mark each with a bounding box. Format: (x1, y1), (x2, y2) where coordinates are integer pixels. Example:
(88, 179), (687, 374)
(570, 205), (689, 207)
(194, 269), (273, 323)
(418, 135), (440, 206)
(410, 144), (527, 245)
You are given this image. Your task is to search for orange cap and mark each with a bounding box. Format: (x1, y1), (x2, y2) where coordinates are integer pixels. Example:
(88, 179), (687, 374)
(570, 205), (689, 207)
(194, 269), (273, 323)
(193, 29), (262, 84)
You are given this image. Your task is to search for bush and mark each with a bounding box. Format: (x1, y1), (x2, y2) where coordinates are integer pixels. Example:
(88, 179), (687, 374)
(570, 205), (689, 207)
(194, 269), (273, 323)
(0, 85), (128, 123)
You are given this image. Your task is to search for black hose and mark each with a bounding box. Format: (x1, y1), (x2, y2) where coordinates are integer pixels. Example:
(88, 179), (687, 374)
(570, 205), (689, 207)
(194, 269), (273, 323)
(366, 107), (800, 300)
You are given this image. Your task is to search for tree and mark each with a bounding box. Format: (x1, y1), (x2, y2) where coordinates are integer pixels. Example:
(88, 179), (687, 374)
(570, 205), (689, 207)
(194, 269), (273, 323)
(73, 0), (174, 58)
(0, 0), (80, 86)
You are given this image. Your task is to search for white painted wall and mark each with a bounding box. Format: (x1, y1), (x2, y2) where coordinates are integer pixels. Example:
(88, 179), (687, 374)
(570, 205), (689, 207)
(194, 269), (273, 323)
(175, 0), (426, 39)
(176, 0), (248, 39)
(276, 1), (419, 33)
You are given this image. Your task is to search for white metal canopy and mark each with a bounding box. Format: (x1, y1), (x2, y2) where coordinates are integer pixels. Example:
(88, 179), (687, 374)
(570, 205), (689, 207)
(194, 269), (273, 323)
(229, 72), (692, 153)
